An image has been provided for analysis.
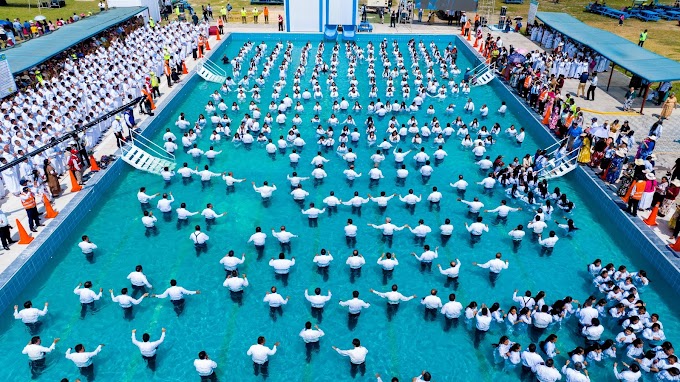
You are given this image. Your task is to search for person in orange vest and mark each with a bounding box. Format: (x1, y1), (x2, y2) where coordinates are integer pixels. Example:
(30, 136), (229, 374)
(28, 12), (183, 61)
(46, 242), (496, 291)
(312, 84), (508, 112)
(218, 17), (224, 34)
(263, 6), (269, 24)
(464, 20), (471, 36)
(522, 73), (532, 98)
(20, 186), (42, 232)
(198, 35), (205, 57)
(164, 62), (172, 87)
(627, 176), (647, 216)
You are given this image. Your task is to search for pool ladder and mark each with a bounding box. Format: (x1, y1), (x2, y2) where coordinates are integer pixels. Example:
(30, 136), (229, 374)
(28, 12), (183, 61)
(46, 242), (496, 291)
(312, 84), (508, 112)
(196, 59), (227, 83)
(121, 131), (176, 175)
(537, 138), (580, 181)
(470, 62), (496, 87)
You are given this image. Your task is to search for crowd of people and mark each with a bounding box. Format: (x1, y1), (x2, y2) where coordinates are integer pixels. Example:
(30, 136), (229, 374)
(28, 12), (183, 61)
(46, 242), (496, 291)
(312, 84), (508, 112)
(0, 17), (212, 252)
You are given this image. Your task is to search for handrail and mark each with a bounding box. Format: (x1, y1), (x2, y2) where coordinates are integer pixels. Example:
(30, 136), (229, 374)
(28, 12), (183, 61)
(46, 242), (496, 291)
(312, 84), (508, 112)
(130, 130), (175, 162)
(539, 147), (580, 178)
(543, 137), (569, 156)
(201, 58), (227, 78)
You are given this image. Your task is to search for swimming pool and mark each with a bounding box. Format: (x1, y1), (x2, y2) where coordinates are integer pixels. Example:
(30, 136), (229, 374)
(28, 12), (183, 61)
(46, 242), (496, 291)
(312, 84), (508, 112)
(0, 33), (678, 381)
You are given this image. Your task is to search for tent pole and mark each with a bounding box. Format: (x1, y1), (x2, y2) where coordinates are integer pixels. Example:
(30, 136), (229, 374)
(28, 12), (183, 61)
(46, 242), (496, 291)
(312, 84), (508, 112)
(640, 83), (650, 115)
(607, 63), (615, 91)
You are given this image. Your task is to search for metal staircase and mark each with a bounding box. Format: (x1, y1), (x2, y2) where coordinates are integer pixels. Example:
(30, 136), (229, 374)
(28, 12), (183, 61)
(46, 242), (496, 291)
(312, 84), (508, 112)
(196, 59), (227, 83)
(471, 62), (496, 86)
(476, 0), (496, 28)
(121, 131), (176, 175)
(537, 138), (580, 180)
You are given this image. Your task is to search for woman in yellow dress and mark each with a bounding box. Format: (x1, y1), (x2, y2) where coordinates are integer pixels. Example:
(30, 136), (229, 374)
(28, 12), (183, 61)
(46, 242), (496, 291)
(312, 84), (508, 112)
(577, 133), (591, 164)
(661, 93), (677, 119)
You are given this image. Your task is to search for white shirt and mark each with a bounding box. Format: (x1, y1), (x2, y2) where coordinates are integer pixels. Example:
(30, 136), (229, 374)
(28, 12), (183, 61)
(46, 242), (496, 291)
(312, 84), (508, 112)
(223, 276), (249, 292)
(578, 306), (599, 325)
(14, 305), (48, 323)
(248, 232), (267, 246)
(421, 295), (442, 309)
(22, 342), (56, 360)
(415, 249), (437, 262)
(302, 207), (325, 218)
(190, 231), (209, 244)
(132, 332), (165, 357)
(561, 366), (590, 382)
(137, 192), (156, 204)
(269, 258), (295, 274)
(346, 255), (365, 269)
(127, 271), (152, 288)
(509, 229), (526, 241)
(335, 346), (368, 364)
(65, 345), (102, 367)
(73, 286), (102, 304)
(369, 195), (394, 207)
(194, 358), (217, 376)
(156, 196), (175, 212)
(299, 328), (325, 343)
(176, 208), (198, 220)
(344, 196), (369, 207)
(410, 225), (432, 238)
(451, 179), (469, 190)
(323, 195), (342, 207)
(156, 286), (196, 300)
(247, 344), (277, 364)
(253, 184), (277, 198)
(272, 230), (297, 243)
(440, 224), (454, 236)
(476, 259), (508, 273)
(339, 298), (370, 314)
(372, 290), (413, 304)
(312, 251), (334, 266)
(400, 194), (421, 205)
(219, 255), (245, 271)
(141, 215), (157, 228)
(344, 224), (358, 237)
(111, 292), (145, 308)
(78, 241), (97, 254)
(371, 223), (404, 235)
(441, 301), (463, 318)
(461, 200), (484, 213)
(201, 208), (223, 220)
(377, 257), (399, 270)
(529, 220), (548, 234)
(439, 262), (461, 278)
(535, 365), (561, 382)
(466, 222), (488, 235)
(305, 290), (332, 308)
(488, 205), (518, 217)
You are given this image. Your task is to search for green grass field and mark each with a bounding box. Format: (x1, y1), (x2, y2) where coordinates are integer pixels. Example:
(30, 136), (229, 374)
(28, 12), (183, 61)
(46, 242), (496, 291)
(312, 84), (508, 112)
(2, 0), (678, 61)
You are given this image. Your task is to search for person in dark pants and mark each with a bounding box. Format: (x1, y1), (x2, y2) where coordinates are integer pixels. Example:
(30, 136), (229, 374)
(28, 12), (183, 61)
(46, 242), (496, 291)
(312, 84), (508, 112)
(299, 321), (324, 362)
(586, 72), (598, 101)
(131, 328), (165, 372)
(390, 11), (396, 27)
(20, 187), (42, 232)
(333, 338), (368, 378)
(247, 337), (279, 378)
(22, 336), (59, 379)
(194, 350), (218, 381)
(627, 177), (647, 216)
(65, 343), (103, 381)
(0, 209), (14, 250)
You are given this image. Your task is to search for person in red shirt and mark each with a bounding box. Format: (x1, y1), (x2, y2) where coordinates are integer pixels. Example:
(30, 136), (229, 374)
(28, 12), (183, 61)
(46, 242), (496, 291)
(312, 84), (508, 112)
(68, 149), (84, 185)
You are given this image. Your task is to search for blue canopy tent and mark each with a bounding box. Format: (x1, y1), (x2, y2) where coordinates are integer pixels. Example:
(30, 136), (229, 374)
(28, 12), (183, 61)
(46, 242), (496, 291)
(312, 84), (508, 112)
(536, 12), (680, 113)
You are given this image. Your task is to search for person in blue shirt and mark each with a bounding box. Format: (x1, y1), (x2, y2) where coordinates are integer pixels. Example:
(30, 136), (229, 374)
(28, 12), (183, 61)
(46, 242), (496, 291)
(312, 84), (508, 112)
(566, 121), (583, 152)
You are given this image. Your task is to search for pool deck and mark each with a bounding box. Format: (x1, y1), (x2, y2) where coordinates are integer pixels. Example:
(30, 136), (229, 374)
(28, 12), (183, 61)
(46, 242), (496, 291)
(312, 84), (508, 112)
(0, 19), (679, 307)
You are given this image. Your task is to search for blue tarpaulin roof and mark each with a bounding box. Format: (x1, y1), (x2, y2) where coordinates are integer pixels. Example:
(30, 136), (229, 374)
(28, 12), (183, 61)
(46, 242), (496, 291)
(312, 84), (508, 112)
(536, 12), (680, 83)
(4, 7), (147, 74)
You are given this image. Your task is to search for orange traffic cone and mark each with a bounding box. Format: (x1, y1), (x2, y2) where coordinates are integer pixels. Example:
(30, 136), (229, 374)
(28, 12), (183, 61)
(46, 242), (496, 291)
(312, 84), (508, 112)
(198, 46), (203, 58)
(473, 37), (479, 48)
(42, 194), (58, 219)
(89, 155), (101, 172)
(182, 60), (188, 74)
(69, 170), (82, 192)
(206, 40), (211, 50)
(460, 27), (465, 36)
(216, 31), (221, 40)
(15, 219), (33, 244)
(669, 237), (680, 251)
(621, 183), (634, 203)
(643, 203), (659, 226)
(478, 42), (485, 54)
(467, 32), (471, 41)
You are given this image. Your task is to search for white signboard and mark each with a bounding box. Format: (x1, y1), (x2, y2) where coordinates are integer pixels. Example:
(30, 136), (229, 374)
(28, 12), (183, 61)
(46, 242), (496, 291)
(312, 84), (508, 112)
(0, 54), (17, 99)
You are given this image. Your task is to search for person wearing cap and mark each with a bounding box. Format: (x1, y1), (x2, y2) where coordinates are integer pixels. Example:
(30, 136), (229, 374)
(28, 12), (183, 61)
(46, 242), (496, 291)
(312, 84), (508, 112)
(67, 149), (84, 186)
(627, 176), (647, 216)
(20, 186), (42, 232)
(639, 172), (658, 211)
(112, 115), (125, 148)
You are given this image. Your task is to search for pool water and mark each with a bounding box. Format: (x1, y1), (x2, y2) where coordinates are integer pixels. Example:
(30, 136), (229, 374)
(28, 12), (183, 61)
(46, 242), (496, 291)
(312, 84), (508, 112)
(0, 34), (678, 382)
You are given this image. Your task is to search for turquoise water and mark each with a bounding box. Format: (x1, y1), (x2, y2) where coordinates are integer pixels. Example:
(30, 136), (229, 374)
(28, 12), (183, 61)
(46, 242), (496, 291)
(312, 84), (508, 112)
(0, 34), (678, 381)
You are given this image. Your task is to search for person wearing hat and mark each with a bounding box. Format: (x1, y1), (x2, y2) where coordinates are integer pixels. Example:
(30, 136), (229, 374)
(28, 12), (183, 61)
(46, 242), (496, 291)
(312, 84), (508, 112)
(20, 187), (42, 232)
(605, 149), (627, 184)
(660, 179), (680, 217)
(636, 136), (656, 160)
(639, 172), (658, 211)
(651, 176), (669, 211)
(112, 115), (125, 148)
(627, 176), (647, 216)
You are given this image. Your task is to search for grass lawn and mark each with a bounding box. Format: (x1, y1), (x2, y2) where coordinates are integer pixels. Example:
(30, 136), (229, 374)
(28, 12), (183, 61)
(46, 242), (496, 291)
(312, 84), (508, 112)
(1, 1), (101, 23)
(2, 0), (677, 62)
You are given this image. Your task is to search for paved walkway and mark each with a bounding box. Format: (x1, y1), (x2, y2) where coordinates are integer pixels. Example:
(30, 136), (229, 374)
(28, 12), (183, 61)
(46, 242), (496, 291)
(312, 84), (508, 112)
(0, 17), (678, 274)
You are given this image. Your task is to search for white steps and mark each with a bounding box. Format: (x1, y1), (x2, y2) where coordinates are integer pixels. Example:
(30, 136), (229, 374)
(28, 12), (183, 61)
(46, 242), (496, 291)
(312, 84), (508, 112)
(472, 68), (496, 86)
(121, 131), (176, 175)
(196, 59), (227, 83)
(539, 161), (578, 180)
